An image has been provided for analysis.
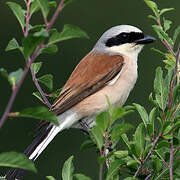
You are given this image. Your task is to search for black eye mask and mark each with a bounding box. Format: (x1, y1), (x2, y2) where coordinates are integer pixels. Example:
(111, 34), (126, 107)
(105, 32), (144, 47)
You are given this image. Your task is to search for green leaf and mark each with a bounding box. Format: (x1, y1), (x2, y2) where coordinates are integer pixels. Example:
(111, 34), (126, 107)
(112, 107), (126, 122)
(148, 15), (157, 21)
(74, 174), (92, 180)
(33, 91), (43, 102)
(46, 176), (56, 180)
(163, 134), (173, 139)
(19, 106), (59, 126)
(38, 74), (53, 91)
(163, 124), (173, 135)
(121, 134), (131, 150)
(114, 150), (128, 159)
(0, 151), (36, 173)
(38, 44), (58, 55)
(133, 103), (149, 127)
(152, 25), (173, 47)
(48, 88), (62, 98)
(8, 68), (23, 87)
(173, 121), (180, 130)
(22, 35), (45, 59)
(64, 0), (73, 8)
(154, 67), (168, 110)
(106, 95), (113, 115)
(156, 140), (170, 149)
(134, 123), (145, 157)
(106, 160), (124, 180)
(96, 111), (110, 133)
(62, 156), (74, 180)
(173, 25), (180, 42)
(144, 0), (159, 18)
(6, 2), (25, 30)
(152, 156), (161, 172)
(49, 24), (89, 45)
(162, 120), (172, 133)
(148, 107), (157, 135)
(126, 160), (139, 168)
(31, 62), (42, 74)
(34, 28), (49, 37)
(160, 8), (174, 15)
(111, 124), (133, 142)
(151, 47), (166, 56)
(124, 178), (138, 180)
(37, 0), (49, 19)
(172, 84), (180, 105)
(0, 178), (6, 180)
(5, 38), (22, 53)
(30, 0), (40, 15)
(49, 1), (57, 8)
(163, 18), (172, 32)
(80, 139), (94, 151)
(89, 126), (103, 150)
(0, 68), (8, 79)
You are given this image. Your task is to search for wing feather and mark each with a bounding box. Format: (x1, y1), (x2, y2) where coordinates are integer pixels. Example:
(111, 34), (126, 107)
(51, 52), (124, 115)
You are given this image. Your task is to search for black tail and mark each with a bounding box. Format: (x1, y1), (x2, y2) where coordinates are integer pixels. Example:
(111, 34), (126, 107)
(5, 124), (53, 180)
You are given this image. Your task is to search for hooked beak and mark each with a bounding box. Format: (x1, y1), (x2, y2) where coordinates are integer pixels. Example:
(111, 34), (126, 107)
(135, 35), (156, 45)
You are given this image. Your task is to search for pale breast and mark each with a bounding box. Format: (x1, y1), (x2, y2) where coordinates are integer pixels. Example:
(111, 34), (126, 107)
(73, 56), (138, 116)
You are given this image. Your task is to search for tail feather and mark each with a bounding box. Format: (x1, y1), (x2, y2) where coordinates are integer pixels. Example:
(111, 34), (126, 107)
(5, 110), (80, 180)
(5, 125), (58, 180)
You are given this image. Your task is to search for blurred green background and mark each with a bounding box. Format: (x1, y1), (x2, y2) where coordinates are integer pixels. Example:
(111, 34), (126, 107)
(0, 0), (179, 179)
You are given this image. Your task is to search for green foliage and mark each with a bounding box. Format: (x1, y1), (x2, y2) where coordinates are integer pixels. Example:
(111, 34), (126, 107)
(74, 174), (92, 180)
(8, 68), (23, 87)
(46, 176), (56, 180)
(62, 156), (74, 180)
(31, 62), (43, 74)
(5, 38), (23, 53)
(0, 151), (36, 173)
(38, 74), (53, 91)
(49, 24), (89, 45)
(6, 2), (25, 30)
(89, 126), (103, 150)
(19, 106), (59, 125)
(37, 0), (50, 20)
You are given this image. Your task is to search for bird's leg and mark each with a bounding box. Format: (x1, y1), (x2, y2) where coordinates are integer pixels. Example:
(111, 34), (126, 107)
(103, 134), (113, 169)
(79, 119), (90, 135)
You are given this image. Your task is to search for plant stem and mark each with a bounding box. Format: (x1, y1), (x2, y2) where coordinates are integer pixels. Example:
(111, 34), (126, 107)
(30, 64), (51, 108)
(169, 137), (174, 180)
(25, 0), (31, 37)
(99, 150), (103, 180)
(0, 45), (41, 128)
(0, 64), (29, 128)
(168, 44), (180, 109)
(46, 0), (64, 31)
(133, 133), (162, 178)
(0, 0), (66, 128)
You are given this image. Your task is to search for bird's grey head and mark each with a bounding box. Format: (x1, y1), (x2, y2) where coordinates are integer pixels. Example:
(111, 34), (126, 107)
(93, 25), (156, 58)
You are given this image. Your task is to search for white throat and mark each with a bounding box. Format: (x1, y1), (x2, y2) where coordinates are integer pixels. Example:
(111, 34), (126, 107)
(107, 43), (144, 59)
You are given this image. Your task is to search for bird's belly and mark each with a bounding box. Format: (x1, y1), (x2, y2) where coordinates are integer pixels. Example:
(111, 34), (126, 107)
(73, 62), (138, 117)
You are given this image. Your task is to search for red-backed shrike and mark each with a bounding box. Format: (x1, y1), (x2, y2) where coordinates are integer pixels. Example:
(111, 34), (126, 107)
(6, 25), (155, 179)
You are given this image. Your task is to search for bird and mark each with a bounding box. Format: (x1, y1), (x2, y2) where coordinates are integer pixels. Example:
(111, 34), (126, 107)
(5, 25), (156, 179)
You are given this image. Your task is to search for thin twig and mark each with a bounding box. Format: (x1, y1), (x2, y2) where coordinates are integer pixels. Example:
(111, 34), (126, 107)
(25, 0), (31, 37)
(30, 64), (51, 108)
(0, 45), (41, 128)
(168, 44), (180, 109)
(133, 133), (162, 178)
(0, 0), (66, 128)
(46, 0), (64, 31)
(169, 136), (174, 180)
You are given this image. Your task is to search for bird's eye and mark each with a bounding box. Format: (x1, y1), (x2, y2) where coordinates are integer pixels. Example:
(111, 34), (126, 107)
(121, 33), (128, 39)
